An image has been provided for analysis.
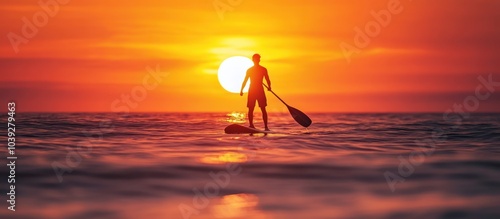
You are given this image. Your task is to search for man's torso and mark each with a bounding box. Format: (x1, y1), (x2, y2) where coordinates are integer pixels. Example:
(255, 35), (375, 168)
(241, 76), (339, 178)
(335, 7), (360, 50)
(247, 65), (267, 95)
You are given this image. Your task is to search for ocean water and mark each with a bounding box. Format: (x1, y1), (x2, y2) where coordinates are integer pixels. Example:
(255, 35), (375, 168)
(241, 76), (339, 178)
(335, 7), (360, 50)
(1, 113), (499, 219)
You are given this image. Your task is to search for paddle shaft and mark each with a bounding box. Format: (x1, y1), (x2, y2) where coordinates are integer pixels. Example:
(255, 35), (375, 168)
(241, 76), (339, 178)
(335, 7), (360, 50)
(262, 83), (288, 106)
(261, 83), (312, 127)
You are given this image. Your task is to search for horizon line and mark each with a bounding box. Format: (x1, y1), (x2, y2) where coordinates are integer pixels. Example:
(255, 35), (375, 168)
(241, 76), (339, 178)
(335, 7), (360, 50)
(3, 111), (500, 114)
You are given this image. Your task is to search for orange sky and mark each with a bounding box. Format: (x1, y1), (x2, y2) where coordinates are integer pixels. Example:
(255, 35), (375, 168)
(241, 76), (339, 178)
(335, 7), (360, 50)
(1, 0), (499, 112)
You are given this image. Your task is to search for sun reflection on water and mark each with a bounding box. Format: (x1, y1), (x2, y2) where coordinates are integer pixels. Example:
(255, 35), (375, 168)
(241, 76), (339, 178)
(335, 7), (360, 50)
(226, 112), (246, 124)
(211, 194), (261, 218)
(200, 152), (248, 164)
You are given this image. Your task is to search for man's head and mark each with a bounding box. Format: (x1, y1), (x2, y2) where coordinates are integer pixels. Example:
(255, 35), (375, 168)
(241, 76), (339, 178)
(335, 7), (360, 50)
(252, 53), (261, 65)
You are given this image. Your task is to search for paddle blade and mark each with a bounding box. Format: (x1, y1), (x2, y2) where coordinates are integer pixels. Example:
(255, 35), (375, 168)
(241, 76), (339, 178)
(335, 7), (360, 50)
(287, 106), (312, 127)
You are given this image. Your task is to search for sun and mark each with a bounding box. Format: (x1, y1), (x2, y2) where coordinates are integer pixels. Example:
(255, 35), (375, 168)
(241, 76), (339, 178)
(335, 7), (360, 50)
(218, 56), (254, 93)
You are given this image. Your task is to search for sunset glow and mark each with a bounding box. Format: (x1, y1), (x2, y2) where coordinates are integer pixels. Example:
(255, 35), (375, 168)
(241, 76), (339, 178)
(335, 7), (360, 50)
(2, 2), (499, 218)
(0, 0), (499, 112)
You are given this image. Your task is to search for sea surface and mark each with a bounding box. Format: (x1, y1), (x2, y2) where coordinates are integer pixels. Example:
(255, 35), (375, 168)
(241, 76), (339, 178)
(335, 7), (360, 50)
(1, 113), (499, 219)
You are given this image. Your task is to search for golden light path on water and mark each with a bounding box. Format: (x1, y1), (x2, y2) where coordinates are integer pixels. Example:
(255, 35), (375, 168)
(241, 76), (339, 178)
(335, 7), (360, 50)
(200, 152), (249, 164)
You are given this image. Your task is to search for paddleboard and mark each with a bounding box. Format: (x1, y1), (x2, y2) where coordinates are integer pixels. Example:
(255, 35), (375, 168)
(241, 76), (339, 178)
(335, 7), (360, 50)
(224, 124), (271, 134)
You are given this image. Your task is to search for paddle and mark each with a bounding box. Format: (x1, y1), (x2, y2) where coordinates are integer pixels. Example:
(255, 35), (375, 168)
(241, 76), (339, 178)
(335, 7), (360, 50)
(263, 83), (312, 127)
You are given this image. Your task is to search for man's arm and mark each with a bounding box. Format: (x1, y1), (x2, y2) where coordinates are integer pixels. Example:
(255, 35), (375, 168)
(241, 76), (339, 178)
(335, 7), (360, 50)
(240, 71), (250, 96)
(264, 69), (271, 91)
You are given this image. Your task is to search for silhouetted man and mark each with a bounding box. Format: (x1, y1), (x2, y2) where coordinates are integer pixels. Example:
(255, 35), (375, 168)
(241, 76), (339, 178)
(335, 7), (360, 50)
(240, 54), (271, 131)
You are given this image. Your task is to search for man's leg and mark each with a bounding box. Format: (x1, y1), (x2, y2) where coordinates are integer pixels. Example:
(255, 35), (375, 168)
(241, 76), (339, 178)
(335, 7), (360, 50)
(248, 106), (255, 128)
(260, 106), (269, 131)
